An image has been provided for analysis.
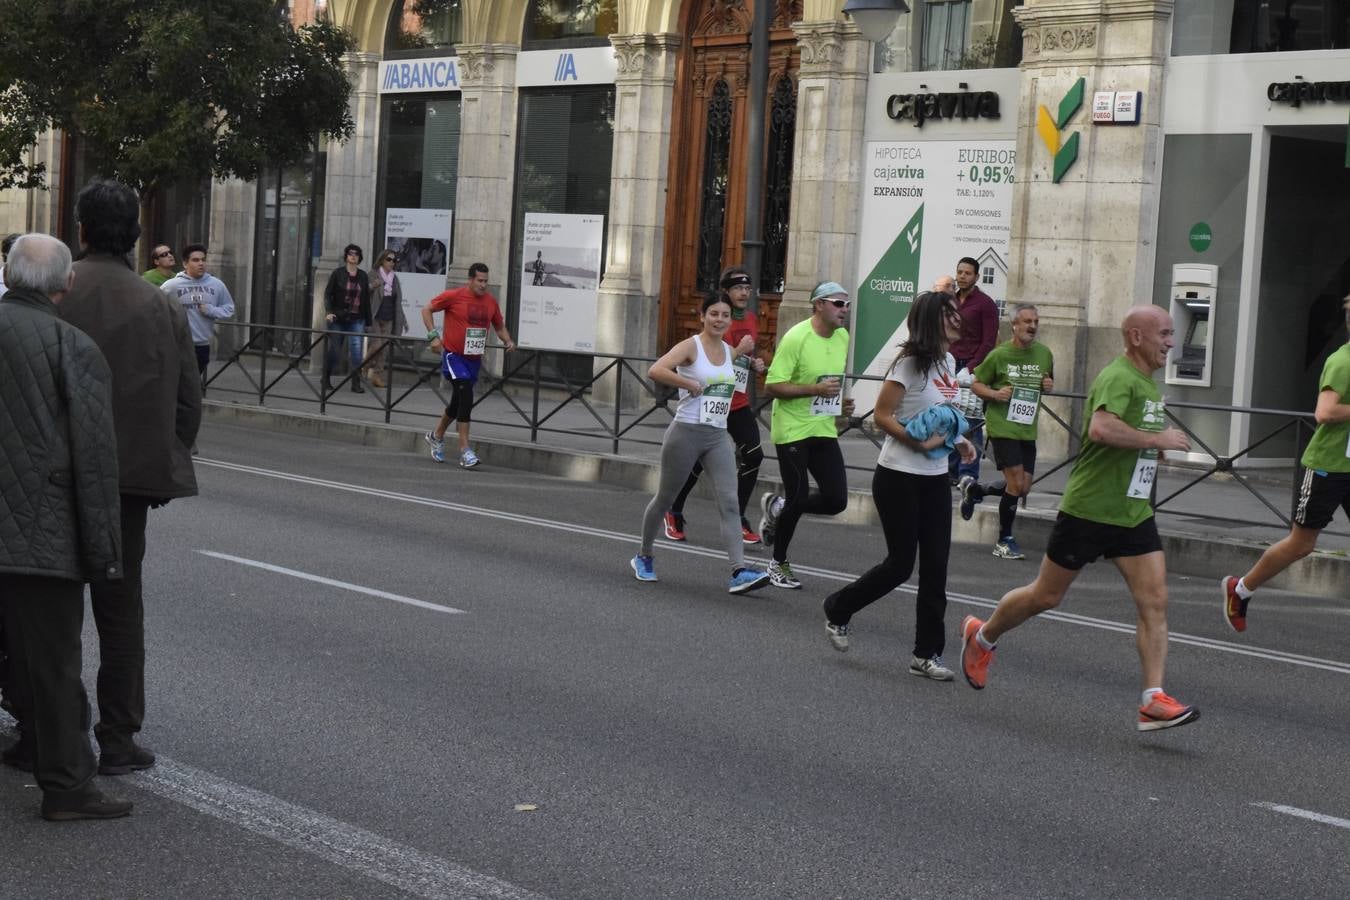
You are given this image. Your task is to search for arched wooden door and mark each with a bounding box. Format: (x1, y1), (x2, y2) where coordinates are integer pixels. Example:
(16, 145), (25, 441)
(659, 0), (802, 351)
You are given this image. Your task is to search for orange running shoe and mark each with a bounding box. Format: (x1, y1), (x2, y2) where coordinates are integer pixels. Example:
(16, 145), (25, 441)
(1137, 691), (1200, 732)
(1220, 576), (1248, 633)
(959, 615), (994, 690)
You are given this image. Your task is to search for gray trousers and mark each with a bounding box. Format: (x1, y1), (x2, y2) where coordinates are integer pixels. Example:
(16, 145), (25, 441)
(641, 421), (744, 568)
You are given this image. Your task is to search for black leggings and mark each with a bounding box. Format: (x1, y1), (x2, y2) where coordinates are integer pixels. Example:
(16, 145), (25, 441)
(772, 436), (848, 562)
(444, 379), (474, 422)
(670, 406), (763, 518)
(823, 467), (951, 659)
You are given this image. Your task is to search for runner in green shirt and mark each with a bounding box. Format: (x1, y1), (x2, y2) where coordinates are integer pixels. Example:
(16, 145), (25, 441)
(756, 280), (854, 589)
(959, 305), (1201, 733)
(961, 304), (1055, 559)
(1223, 295), (1350, 633)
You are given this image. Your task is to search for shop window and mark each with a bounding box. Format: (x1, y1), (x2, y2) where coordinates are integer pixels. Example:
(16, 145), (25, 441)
(507, 86), (615, 379)
(1174, 1), (1350, 55)
(251, 149), (326, 335)
(378, 97), (460, 218)
(386, 0), (464, 56)
(524, 0), (619, 49)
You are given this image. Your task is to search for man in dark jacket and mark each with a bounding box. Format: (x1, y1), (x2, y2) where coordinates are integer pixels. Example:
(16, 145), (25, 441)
(54, 179), (201, 776)
(0, 234), (133, 820)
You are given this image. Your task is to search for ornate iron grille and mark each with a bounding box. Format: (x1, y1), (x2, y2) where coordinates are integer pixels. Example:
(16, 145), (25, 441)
(760, 74), (796, 294)
(696, 79), (733, 295)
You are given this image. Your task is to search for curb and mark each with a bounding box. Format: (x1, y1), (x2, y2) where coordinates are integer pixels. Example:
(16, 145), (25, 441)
(203, 400), (1350, 601)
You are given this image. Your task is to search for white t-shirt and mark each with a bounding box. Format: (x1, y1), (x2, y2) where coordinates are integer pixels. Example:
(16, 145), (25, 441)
(877, 352), (960, 475)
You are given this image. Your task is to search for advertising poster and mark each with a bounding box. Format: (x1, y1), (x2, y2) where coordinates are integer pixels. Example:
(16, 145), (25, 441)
(385, 208), (452, 340)
(852, 140), (1015, 411)
(518, 213), (605, 353)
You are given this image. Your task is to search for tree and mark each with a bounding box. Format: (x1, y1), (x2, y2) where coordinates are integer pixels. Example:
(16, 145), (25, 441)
(0, 0), (356, 194)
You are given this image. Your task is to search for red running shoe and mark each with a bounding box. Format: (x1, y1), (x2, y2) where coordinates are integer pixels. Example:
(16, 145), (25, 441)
(1220, 576), (1248, 633)
(959, 615), (994, 690)
(741, 519), (761, 546)
(663, 512), (686, 541)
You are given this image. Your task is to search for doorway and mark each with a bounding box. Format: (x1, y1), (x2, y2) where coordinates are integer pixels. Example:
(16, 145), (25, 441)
(659, 0), (802, 351)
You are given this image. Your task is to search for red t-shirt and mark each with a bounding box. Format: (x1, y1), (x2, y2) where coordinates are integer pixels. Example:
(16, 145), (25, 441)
(726, 309), (758, 412)
(427, 286), (504, 358)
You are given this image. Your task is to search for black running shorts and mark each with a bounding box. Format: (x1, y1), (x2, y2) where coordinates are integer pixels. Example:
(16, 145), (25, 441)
(1293, 469), (1350, 530)
(1045, 512), (1162, 571)
(990, 438), (1036, 473)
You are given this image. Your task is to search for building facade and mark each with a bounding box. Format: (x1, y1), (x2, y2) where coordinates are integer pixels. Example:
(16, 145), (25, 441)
(3, 1), (1348, 464)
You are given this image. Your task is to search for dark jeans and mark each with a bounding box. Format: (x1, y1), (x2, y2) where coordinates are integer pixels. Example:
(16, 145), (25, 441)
(824, 466), (952, 659)
(194, 343), (210, 390)
(89, 495), (151, 755)
(672, 406), (764, 518)
(772, 436), (848, 563)
(1, 574), (98, 797)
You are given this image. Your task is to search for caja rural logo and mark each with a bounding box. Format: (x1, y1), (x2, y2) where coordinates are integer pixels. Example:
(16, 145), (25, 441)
(1036, 77), (1085, 183)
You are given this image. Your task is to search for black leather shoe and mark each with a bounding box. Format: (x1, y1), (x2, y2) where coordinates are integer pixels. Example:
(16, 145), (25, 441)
(98, 744), (156, 776)
(2, 738), (33, 773)
(41, 790), (133, 821)
(352, 380), (365, 393)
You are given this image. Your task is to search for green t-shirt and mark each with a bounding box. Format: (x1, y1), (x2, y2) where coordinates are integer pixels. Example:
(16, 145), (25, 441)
(1060, 355), (1166, 528)
(143, 269), (171, 287)
(1301, 344), (1350, 473)
(765, 319), (850, 444)
(973, 340), (1055, 441)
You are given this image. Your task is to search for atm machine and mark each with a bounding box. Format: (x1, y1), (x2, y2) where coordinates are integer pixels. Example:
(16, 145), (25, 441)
(1166, 263), (1218, 388)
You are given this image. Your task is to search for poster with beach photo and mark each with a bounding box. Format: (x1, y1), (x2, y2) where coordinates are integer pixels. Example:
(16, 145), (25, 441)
(518, 214), (604, 353)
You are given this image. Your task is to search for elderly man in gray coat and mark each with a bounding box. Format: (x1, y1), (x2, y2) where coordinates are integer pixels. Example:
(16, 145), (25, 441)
(0, 234), (132, 821)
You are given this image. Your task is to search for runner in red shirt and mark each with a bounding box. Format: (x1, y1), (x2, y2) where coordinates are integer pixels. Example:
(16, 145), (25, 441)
(664, 266), (767, 545)
(420, 262), (515, 468)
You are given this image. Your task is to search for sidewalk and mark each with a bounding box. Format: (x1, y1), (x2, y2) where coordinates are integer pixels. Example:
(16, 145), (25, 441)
(199, 356), (1350, 600)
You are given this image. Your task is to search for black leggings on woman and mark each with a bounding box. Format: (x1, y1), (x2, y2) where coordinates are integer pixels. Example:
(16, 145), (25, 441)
(823, 466), (951, 660)
(670, 406), (763, 518)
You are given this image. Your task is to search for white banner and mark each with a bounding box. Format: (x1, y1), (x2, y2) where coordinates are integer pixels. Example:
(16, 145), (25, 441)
(515, 47), (617, 88)
(378, 57), (461, 94)
(851, 140), (1016, 412)
(517, 214), (604, 353)
(385, 208), (453, 339)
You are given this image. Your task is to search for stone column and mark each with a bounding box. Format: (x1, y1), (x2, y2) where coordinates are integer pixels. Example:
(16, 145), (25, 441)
(778, 20), (871, 337)
(593, 32), (681, 405)
(453, 43), (519, 377)
(310, 51), (381, 336)
(1007, 1), (1174, 405)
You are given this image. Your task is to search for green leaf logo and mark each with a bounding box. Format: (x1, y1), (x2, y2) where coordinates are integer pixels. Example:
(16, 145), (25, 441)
(1035, 77), (1085, 183)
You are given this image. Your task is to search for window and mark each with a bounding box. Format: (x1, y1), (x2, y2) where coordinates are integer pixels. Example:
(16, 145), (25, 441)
(982, 266), (994, 284)
(524, 0), (618, 49)
(379, 97), (460, 216)
(1173, 1), (1350, 55)
(507, 86), (615, 378)
(386, 0), (464, 56)
(921, 0), (971, 71)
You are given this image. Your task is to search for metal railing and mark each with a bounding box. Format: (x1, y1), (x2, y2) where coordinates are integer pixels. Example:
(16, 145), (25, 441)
(204, 322), (1329, 537)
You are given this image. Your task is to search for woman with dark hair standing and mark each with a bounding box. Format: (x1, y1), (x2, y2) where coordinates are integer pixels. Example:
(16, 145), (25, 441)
(364, 248), (406, 389)
(663, 265), (767, 545)
(820, 291), (975, 679)
(631, 293), (771, 595)
(322, 243), (372, 393)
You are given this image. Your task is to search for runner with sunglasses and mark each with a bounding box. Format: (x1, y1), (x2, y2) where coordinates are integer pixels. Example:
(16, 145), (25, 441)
(757, 281), (854, 589)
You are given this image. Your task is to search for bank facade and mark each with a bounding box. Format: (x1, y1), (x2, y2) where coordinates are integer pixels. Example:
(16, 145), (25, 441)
(4, 1), (1347, 464)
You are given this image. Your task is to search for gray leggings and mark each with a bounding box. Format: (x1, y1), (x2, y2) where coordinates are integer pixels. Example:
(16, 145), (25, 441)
(641, 422), (744, 568)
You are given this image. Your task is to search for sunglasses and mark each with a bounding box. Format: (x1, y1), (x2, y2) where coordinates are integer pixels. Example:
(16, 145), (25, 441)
(154, 251), (173, 259)
(821, 298), (851, 309)
(383, 256), (396, 262)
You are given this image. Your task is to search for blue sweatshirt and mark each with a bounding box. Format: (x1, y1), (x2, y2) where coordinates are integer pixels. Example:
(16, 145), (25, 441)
(161, 272), (234, 344)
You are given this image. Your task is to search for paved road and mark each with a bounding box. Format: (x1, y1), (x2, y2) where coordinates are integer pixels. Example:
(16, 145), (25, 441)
(3, 422), (1348, 899)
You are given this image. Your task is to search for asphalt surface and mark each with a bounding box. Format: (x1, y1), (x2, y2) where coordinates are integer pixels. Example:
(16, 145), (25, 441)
(2, 421), (1348, 899)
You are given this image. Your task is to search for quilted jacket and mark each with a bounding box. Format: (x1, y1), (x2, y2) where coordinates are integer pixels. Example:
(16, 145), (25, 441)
(59, 254), (200, 500)
(0, 288), (123, 582)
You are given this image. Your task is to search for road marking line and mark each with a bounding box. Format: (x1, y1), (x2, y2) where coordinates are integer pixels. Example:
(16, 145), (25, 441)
(0, 725), (546, 900)
(1253, 801), (1350, 830)
(197, 458), (1350, 675)
(196, 550), (464, 615)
